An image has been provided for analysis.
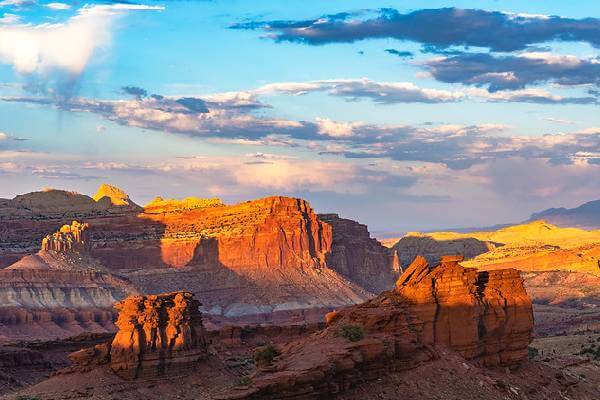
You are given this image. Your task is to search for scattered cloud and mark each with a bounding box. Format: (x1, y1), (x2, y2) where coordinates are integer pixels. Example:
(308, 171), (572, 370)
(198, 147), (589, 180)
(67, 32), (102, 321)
(543, 117), (576, 125)
(0, 0), (36, 8)
(255, 78), (465, 104)
(384, 49), (414, 59)
(0, 13), (21, 25)
(122, 85), (148, 98)
(255, 78), (595, 105)
(5, 91), (599, 169)
(45, 2), (71, 10)
(466, 87), (598, 105)
(232, 8), (600, 51)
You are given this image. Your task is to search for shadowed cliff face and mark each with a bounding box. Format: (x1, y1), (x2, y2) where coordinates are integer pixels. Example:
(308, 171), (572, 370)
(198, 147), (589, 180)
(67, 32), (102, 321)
(318, 213), (397, 293)
(139, 196), (333, 271)
(392, 235), (498, 268)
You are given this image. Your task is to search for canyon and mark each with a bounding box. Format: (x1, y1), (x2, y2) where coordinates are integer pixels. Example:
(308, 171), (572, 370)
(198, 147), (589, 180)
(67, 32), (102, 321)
(0, 185), (396, 341)
(1, 184), (599, 399)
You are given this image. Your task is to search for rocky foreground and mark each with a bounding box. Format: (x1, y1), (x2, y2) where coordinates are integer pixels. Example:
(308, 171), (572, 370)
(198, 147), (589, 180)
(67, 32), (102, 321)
(4, 257), (599, 399)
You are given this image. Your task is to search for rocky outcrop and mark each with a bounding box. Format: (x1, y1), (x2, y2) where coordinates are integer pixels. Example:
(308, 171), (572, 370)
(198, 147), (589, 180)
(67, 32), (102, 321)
(109, 291), (208, 379)
(92, 184), (140, 209)
(318, 213), (397, 293)
(396, 255), (533, 367)
(142, 196), (333, 270)
(41, 221), (90, 253)
(222, 256), (533, 399)
(0, 185), (141, 221)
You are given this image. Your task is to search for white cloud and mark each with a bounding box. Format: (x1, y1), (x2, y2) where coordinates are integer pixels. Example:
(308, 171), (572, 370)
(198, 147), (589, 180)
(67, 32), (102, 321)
(255, 78), (465, 104)
(45, 2), (70, 10)
(0, 4), (162, 84)
(315, 117), (362, 137)
(0, 0), (36, 7)
(0, 13), (21, 25)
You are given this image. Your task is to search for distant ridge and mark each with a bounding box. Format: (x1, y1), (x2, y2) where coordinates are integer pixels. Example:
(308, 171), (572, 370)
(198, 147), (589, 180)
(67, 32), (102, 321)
(529, 199), (600, 229)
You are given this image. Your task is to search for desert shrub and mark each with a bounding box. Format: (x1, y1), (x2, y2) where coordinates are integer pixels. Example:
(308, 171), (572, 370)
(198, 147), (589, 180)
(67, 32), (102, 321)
(577, 346), (600, 360)
(16, 396), (41, 400)
(527, 346), (539, 359)
(253, 344), (280, 367)
(337, 324), (364, 342)
(236, 375), (253, 386)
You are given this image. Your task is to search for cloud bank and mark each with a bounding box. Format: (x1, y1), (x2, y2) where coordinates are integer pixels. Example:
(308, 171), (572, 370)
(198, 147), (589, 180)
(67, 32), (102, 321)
(5, 89), (598, 169)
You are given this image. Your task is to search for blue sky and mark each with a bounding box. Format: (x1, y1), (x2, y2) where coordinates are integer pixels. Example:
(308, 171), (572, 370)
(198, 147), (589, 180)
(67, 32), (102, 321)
(0, 1), (599, 234)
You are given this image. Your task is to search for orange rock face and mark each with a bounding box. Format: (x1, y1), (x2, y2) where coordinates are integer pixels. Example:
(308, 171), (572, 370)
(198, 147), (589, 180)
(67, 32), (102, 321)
(222, 256), (534, 399)
(396, 255), (533, 366)
(109, 291), (208, 380)
(140, 196), (332, 270)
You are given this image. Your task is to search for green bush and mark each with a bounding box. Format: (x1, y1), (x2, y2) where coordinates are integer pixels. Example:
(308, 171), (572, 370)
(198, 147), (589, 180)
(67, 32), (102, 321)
(253, 344), (280, 367)
(16, 396), (41, 400)
(337, 324), (364, 342)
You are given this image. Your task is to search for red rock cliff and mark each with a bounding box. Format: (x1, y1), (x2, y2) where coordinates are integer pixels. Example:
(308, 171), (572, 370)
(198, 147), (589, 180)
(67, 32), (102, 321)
(139, 196), (333, 271)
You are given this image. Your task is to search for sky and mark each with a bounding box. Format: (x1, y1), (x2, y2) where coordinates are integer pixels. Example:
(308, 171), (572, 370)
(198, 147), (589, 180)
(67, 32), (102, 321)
(0, 0), (599, 235)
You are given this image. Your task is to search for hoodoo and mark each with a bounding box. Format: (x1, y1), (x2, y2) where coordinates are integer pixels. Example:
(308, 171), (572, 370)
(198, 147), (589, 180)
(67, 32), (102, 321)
(109, 291), (208, 380)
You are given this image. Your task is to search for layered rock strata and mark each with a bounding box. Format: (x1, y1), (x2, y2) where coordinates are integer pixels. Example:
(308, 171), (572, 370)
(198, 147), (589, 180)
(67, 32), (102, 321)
(0, 187), (398, 323)
(222, 256), (533, 399)
(109, 291), (208, 379)
(0, 222), (138, 341)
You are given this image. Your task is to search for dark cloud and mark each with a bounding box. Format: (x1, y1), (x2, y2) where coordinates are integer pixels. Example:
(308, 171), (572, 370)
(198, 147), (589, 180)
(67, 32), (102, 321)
(175, 97), (209, 113)
(385, 49), (414, 58)
(419, 44), (465, 56)
(426, 53), (600, 92)
(121, 86), (148, 98)
(232, 8), (600, 51)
